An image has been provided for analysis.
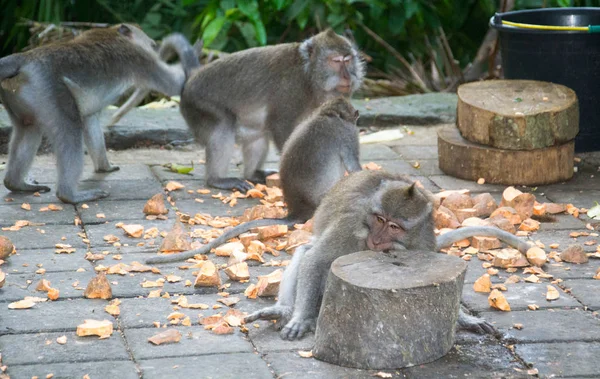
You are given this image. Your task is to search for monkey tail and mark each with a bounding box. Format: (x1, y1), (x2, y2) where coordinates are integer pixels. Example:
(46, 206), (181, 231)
(0, 55), (22, 81)
(159, 33), (201, 78)
(436, 226), (533, 254)
(145, 217), (301, 265)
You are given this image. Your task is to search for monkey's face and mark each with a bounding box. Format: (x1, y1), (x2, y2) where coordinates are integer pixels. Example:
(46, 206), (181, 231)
(366, 214), (405, 251)
(328, 54), (354, 93)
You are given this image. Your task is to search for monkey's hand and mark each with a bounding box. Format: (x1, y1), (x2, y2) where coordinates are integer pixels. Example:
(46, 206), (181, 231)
(458, 309), (497, 335)
(207, 177), (254, 193)
(280, 317), (316, 340)
(244, 305), (292, 327)
(247, 169), (278, 184)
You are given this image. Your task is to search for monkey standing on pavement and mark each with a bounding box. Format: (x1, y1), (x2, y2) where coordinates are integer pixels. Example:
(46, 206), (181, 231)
(160, 29), (364, 192)
(0, 25), (197, 203)
(246, 170), (535, 340)
(146, 97), (362, 265)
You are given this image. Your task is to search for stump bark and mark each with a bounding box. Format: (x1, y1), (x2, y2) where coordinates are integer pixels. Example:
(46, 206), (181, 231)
(457, 80), (578, 150)
(438, 126), (574, 186)
(313, 250), (467, 369)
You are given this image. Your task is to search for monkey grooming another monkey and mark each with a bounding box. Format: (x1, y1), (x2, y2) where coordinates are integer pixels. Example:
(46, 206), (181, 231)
(146, 97), (362, 265)
(156, 29), (364, 192)
(0, 25), (197, 203)
(246, 170), (536, 340)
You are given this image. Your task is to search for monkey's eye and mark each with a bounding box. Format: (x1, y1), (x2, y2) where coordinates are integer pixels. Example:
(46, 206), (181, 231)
(332, 56), (344, 63)
(343, 55), (352, 62)
(389, 223), (401, 231)
(376, 215), (386, 224)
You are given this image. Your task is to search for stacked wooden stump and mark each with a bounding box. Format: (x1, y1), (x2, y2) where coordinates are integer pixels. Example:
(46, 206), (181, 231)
(438, 80), (579, 185)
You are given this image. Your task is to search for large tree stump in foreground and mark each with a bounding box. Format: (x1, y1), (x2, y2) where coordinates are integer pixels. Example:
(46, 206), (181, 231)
(313, 251), (467, 369)
(438, 126), (574, 186)
(457, 80), (578, 150)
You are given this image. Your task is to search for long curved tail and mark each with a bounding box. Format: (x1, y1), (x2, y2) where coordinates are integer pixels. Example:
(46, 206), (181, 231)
(436, 226), (533, 254)
(146, 217), (300, 265)
(159, 33), (201, 78)
(0, 55), (22, 81)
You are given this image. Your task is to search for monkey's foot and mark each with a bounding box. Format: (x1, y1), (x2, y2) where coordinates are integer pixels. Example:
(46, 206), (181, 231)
(280, 317), (316, 340)
(246, 169), (278, 184)
(4, 179), (51, 193)
(56, 188), (109, 204)
(95, 165), (120, 173)
(458, 310), (496, 335)
(207, 177), (254, 193)
(244, 305), (292, 326)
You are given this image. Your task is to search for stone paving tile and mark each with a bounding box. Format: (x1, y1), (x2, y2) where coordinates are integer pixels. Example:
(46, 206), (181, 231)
(545, 260), (600, 280)
(543, 189), (600, 209)
(81, 163), (156, 182)
(0, 272), (35, 302)
(2, 248), (90, 274)
(174, 198), (256, 218)
(138, 353), (273, 379)
(516, 342), (600, 378)
(404, 342), (526, 378)
(247, 321), (315, 353)
(1, 187), (59, 204)
(77, 199), (157, 224)
(480, 309), (600, 343)
(0, 203), (77, 227)
(124, 325), (254, 360)
(429, 175), (514, 193)
(85, 219), (176, 249)
(527, 215), (586, 231)
(2, 224), (87, 250)
(402, 158), (446, 177)
(263, 351), (394, 379)
(537, 170), (600, 192)
(390, 144), (438, 160)
(360, 144), (400, 160)
(152, 163), (243, 183)
(17, 269), (94, 300)
(533, 230), (597, 254)
(562, 279), (600, 310)
(462, 282), (581, 312)
(385, 125), (445, 146)
(81, 179), (165, 201)
(119, 293), (271, 329)
(6, 361), (140, 379)
(0, 330), (129, 365)
(0, 298), (115, 334)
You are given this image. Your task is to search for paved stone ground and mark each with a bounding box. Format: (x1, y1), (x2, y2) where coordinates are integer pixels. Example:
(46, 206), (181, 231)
(0, 101), (599, 378)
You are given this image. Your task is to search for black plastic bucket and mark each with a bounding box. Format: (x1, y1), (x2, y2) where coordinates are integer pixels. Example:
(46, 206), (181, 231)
(491, 8), (600, 152)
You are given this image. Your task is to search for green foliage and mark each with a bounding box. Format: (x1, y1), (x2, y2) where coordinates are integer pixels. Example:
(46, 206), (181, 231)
(1, 0), (600, 74)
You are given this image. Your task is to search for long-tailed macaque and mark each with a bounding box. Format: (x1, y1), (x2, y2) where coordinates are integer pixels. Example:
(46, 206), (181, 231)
(246, 170), (534, 339)
(146, 97), (361, 265)
(0, 25), (195, 203)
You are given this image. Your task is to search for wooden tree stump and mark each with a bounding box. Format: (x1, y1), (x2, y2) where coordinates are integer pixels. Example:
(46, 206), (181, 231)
(438, 126), (574, 186)
(457, 80), (578, 150)
(313, 250), (467, 369)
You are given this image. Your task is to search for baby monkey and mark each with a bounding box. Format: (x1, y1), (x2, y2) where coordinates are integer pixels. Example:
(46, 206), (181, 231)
(0, 25), (196, 203)
(246, 170), (533, 340)
(146, 97), (361, 265)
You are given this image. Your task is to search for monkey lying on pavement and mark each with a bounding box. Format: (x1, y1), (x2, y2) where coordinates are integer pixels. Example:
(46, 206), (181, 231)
(146, 97), (362, 265)
(134, 29), (365, 192)
(0, 25), (196, 203)
(246, 170), (534, 340)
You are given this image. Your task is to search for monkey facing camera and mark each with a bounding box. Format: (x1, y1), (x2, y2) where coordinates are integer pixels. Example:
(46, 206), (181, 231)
(156, 28), (365, 192)
(246, 170), (534, 340)
(0, 25), (197, 203)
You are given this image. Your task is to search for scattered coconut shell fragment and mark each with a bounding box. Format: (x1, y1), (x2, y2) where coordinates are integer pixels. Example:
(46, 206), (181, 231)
(0, 236), (15, 260)
(159, 221), (192, 253)
(84, 273), (113, 300)
(148, 329), (182, 345)
(488, 289), (511, 311)
(473, 274), (492, 293)
(256, 269), (283, 297)
(122, 224), (144, 238)
(526, 247), (547, 267)
(76, 319), (114, 338)
(194, 260), (221, 287)
(224, 262), (250, 281)
(143, 193), (169, 215)
(546, 285), (560, 301)
(560, 245), (589, 264)
(0, 270), (5, 288)
(8, 299), (36, 309)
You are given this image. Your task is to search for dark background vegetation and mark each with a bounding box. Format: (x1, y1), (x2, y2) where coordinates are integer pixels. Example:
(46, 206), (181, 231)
(1, 0), (599, 94)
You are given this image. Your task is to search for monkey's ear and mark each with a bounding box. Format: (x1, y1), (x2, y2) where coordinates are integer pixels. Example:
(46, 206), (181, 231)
(118, 24), (132, 37)
(324, 28), (337, 38)
(299, 37), (315, 60)
(354, 109), (360, 119)
(405, 183), (416, 197)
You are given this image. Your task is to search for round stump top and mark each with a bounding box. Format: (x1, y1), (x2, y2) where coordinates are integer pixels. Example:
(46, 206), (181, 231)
(458, 79), (576, 117)
(332, 250), (467, 290)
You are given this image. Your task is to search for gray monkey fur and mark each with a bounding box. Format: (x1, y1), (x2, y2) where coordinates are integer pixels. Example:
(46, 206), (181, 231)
(146, 97), (362, 265)
(246, 170), (534, 339)
(0, 25), (196, 203)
